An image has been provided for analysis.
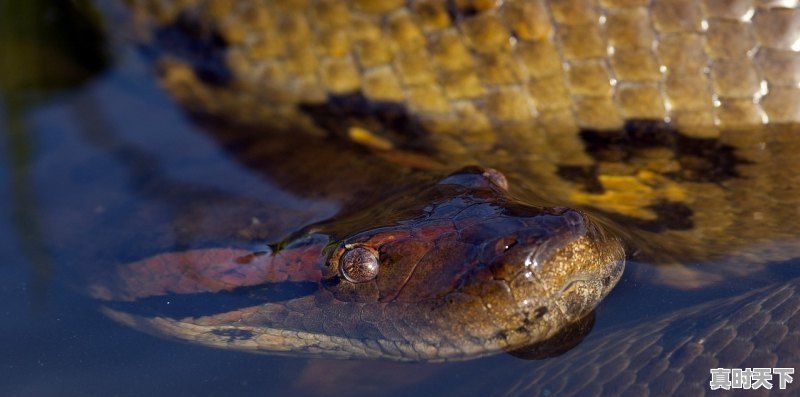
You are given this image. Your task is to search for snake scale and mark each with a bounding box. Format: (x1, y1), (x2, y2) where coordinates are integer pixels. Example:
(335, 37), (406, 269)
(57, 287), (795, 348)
(97, 0), (800, 392)
(119, 0), (800, 267)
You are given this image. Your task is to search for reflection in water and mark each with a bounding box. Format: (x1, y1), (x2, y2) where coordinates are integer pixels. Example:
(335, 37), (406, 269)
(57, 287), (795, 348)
(0, 0), (107, 308)
(3, 96), (54, 307)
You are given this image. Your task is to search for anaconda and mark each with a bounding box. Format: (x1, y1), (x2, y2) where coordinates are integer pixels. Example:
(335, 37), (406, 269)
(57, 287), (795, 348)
(97, 0), (800, 376)
(91, 133), (624, 361)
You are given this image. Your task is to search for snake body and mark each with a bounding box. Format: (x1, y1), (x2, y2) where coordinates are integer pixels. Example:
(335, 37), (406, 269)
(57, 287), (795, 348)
(128, 0), (800, 143)
(101, 0), (800, 369)
(120, 0), (800, 265)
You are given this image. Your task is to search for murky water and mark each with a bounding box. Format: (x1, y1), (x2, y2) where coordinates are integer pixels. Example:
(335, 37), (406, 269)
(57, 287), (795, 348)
(1, 2), (798, 396)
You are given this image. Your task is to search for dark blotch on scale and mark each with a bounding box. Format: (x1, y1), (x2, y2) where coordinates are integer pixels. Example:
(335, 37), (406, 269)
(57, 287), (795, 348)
(299, 93), (429, 151)
(555, 123), (748, 232)
(152, 12), (233, 85)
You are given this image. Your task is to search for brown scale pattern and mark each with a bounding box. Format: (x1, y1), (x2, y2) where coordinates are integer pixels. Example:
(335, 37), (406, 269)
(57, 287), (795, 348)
(127, 0), (800, 155)
(121, 3), (800, 264)
(105, 0), (800, 367)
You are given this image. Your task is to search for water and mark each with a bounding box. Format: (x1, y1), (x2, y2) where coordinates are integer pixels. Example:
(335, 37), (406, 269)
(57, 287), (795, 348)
(1, 2), (797, 396)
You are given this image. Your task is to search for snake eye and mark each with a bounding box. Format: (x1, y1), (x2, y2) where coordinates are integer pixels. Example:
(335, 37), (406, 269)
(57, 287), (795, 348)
(340, 245), (379, 283)
(495, 236), (518, 252)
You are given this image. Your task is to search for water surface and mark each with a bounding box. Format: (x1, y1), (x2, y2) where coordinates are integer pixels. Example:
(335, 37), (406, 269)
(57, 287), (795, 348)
(1, 2), (797, 396)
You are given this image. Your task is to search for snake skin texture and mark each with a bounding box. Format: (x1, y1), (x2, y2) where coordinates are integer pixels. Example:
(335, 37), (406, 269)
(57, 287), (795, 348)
(125, 0), (800, 156)
(102, 0), (800, 369)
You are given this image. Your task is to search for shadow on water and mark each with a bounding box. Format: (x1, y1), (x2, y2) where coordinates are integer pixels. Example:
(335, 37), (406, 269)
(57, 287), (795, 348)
(0, 3), (311, 395)
(0, 0), (108, 308)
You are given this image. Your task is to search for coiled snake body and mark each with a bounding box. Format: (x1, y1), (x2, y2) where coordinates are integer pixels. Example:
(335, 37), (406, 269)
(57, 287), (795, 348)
(101, 0), (800, 381)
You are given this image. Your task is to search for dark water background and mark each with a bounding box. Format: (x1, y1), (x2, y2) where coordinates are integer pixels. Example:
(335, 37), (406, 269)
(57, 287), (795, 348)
(1, 2), (797, 396)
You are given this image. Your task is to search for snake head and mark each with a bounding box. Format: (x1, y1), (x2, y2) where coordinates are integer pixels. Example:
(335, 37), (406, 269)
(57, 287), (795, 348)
(457, 206), (625, 349)
(97, 166), (623, 362)
(320, 167), (625, 359)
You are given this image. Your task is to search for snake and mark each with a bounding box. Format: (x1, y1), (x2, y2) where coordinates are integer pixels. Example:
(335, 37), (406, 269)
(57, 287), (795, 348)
(95, 0), (800, 372)
(93, 155), (624, 362)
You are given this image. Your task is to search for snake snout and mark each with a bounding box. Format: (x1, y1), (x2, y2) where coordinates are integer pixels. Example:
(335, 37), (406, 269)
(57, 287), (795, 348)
(486, 209), (592, 278)
(484, 209), (625, 326)
(543, 212), (625, 322)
